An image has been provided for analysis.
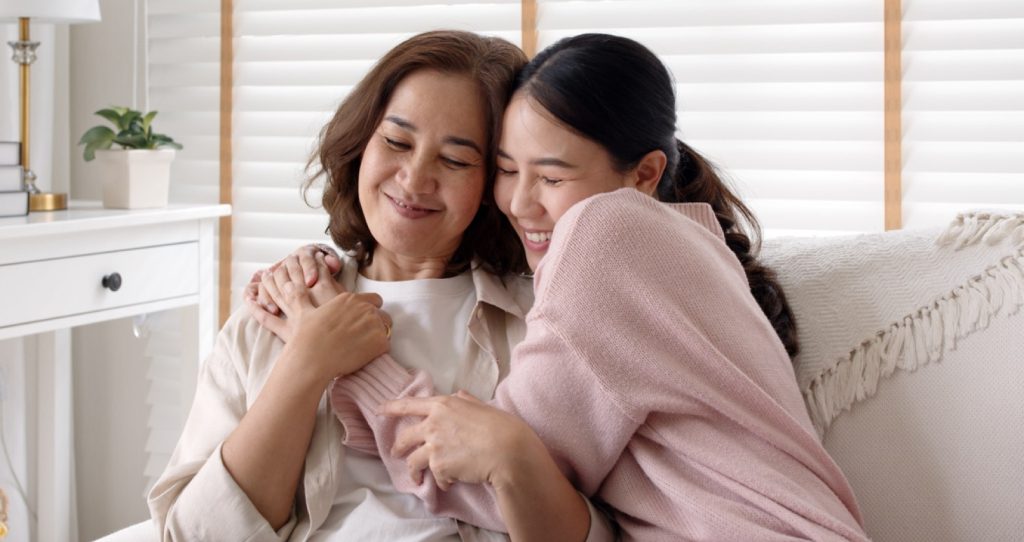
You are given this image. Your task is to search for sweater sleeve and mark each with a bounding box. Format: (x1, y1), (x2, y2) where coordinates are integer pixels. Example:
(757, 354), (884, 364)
(330, 316), (640, 535)
(147, 308), (298, 542)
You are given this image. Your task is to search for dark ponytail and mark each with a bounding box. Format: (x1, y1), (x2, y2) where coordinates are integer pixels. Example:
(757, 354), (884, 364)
(666, 140), (799, 358)
(516, 33), (799, 358)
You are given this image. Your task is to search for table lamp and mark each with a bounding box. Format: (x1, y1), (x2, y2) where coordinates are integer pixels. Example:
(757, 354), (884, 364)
(1, 0), (101, 211)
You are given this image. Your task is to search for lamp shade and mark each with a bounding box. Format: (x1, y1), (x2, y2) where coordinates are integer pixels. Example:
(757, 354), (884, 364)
(0, 0), (101, 24)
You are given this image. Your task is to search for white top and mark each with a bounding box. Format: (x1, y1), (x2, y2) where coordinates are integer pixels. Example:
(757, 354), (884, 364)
(310, 271), (484, 541)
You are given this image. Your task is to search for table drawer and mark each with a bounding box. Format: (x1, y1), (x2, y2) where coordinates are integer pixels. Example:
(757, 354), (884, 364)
(0, 242), (198, 328)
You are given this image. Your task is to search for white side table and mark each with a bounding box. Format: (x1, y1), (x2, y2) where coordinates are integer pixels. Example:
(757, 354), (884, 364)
(0, 202), (230, 542)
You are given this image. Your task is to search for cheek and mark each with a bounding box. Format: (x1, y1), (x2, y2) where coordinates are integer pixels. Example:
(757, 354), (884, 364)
(449, 171), (486, 220)
(358, 141), (396, 188)
(493, 176), (513, 216)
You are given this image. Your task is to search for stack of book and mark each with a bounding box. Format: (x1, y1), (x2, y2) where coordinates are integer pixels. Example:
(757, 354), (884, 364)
(0, 141), (28, 217)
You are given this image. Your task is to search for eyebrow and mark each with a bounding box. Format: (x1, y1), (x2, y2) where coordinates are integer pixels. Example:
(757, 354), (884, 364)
(497, 148), (578, 169)
(384, 115), (482, 155)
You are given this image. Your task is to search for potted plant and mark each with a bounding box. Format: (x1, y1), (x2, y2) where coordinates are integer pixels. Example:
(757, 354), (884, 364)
(79, 106), (183, 209)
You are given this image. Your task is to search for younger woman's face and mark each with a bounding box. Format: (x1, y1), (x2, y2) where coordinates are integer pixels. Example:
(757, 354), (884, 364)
(495, 95), (636, 271)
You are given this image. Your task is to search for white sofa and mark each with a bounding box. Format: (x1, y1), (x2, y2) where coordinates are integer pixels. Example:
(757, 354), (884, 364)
(100, 211), (1024, 541)
(760, 210), (1024, 541)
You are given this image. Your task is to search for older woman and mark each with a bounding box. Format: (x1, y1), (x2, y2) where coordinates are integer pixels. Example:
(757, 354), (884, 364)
(148, 31), (613, 541)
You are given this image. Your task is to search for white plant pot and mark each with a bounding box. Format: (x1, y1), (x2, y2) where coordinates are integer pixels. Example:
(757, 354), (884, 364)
(95, 149), (175, 209)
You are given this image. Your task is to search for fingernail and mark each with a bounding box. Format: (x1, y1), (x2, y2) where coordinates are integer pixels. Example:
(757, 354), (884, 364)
(267, 303), (278, 313)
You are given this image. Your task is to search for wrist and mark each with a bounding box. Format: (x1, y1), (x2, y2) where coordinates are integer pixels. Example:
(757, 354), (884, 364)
(488, 427), (552, 492)
(276, 344), (333, 395)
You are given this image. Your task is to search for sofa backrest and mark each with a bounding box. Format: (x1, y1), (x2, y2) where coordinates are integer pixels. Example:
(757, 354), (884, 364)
(760, 212), (1024, 541)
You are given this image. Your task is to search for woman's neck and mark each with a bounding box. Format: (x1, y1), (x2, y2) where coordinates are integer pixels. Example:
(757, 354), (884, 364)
(361, 248), (451, 281)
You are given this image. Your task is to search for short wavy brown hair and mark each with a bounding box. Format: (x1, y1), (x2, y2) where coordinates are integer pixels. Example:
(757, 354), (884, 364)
(304, 30), (529, 276)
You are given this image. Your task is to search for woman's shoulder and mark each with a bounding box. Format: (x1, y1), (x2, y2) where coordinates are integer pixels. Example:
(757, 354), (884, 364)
(533, 189), (745, 307)
(208, 303), (285, 384)
(556, 188), (722, 244)
(542, 189), (726, 274)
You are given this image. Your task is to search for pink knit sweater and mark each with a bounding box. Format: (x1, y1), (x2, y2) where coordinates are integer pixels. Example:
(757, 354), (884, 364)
(332, 188), (868, 541)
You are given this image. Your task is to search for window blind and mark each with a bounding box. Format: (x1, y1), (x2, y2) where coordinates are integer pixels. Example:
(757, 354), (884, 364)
(143, 0), (221, 498)
(901, 0), (1024, 228)
(148, 0), (221, 206)
(536, 0), (886, 237)
(147, 0), (1024, 289)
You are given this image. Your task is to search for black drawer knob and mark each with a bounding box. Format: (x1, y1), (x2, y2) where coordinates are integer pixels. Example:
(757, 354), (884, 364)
(102, 272), (122, 292)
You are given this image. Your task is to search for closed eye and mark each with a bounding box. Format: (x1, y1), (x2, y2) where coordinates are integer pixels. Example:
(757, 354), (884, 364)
(383, 136), (410, 150)
(541, 176), (563, 185)
(442, 156), (472, 169)
(497, 167), (518, 176)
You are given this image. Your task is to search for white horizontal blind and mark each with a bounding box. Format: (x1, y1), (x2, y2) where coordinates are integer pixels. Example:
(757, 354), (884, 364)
(902, 0), (1024, 228)
(230, 0), (521, 309)
(147, 0), (221, 205)
(536, 0), (886, 237)
(143, 0), (222, 499)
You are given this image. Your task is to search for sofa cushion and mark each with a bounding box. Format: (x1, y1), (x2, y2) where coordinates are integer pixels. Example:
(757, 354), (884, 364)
(760, 211), (1024, 541)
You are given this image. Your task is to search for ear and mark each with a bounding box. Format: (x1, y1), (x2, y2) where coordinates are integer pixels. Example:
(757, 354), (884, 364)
(629, 149), (667, 197)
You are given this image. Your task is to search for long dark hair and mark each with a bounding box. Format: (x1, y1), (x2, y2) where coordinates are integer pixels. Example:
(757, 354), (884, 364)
(305, 30), (528, 276)
(514, 33), (799, 358)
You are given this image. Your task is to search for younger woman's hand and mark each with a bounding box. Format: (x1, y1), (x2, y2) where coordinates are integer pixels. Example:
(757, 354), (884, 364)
(243, 244), (343, 314)
(249, 251), (346, 342)
(380, 391), (546, 491)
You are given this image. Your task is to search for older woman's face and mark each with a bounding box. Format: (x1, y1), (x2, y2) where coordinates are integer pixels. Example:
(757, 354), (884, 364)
(358, 69), (488, 263)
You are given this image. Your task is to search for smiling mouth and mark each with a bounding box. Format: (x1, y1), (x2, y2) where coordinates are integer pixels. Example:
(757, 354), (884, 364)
(385, 193), (440, 218)
(520, 229), (552, 252)
(524, 231), (552, 243)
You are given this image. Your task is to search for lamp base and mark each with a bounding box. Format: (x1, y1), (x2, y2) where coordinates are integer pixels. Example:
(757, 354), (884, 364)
(29, 192), (68, 211)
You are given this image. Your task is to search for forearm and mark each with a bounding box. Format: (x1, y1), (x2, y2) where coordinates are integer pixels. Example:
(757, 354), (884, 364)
(493, 438), (590, 542)
(221, 351), (326, 529)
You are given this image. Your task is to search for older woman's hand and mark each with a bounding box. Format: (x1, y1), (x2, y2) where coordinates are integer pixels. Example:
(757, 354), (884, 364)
(380, 391), (549, 492)
(271, 275), (393, 382)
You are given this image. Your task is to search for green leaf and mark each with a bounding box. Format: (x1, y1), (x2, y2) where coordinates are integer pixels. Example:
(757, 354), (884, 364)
(94, 108), (123, 129)
(79, 126), (115, 161)
(78, 125), (115, 146)
(113, 133), (148, 149)
(83, 137), (114, 161)
(157, 140), (183, 151)
(141, 111), (158, 133)
(151, 133), (183, 150)
(110, 106), (129, 117)
(121, 110), (142, 132)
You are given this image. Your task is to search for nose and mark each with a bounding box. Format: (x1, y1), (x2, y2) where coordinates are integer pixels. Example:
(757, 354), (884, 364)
(508, 174), (541, 220)
(397, 152), (436, 195)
